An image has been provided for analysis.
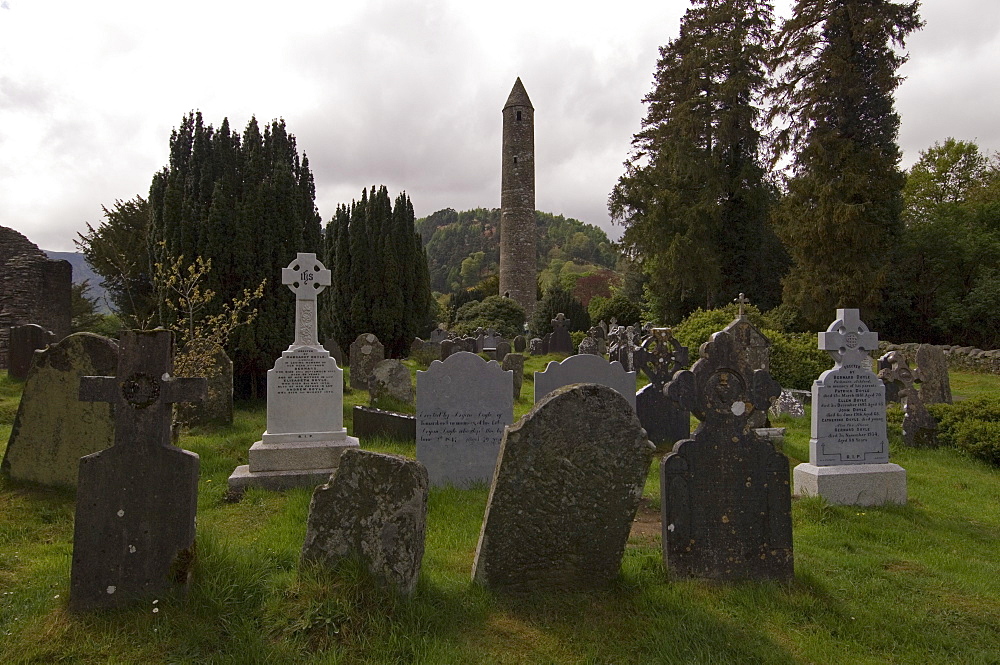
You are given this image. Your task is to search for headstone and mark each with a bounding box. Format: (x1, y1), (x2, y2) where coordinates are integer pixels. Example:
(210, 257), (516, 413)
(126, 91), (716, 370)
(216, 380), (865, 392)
(474, 328), (486, 353)
(549, 313), (573, 354)
(7, 323), (55, 380)
(324, 337), (344, 366)
(877, 351), (909, 404)
(409, 338), (441, 366)
(661, 329), (792, 581)
(793, 309), (906, 506)
(529, 337), (544, 356)
(770, 389), (806, 418)
(722, 307), (772, 429)
(495, 340), (512, 361)
(301, 449), (428, 596)
(915, 344), (952, 405)
(70, 330), (206, 612)
(513, 335), (526, 353)
(349, 333), (385, 390)
(591, 325), (607, 355)
(369, 359), (413, 407)
(900, 377), (938, 449)
(534, 354), (636, 410)
(501, 352), (524, 400)
(2, 333), (118, 488)
(633, 328), (691, 448)
(352, 405), (416, 442)
(482, 329), (501, 352)
(440, 338), (459, 360)
(429, 326), (449, 344)
(175, 339), (233, 427)
(577, 336), (600, 356)
(416, 351), (513, 487)
(542, 332), (552, 355)
(229, 253), (359, 493)
(472, 384), (654, 592)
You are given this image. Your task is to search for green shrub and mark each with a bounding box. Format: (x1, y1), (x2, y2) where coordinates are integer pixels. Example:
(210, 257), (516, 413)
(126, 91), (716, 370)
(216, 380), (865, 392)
(928, 397), (1000, 466)
(531, 285), (590, 337)
(570, 330), (586, 351)
(588, 293), (642, 328)
(451, 295), (525, 338)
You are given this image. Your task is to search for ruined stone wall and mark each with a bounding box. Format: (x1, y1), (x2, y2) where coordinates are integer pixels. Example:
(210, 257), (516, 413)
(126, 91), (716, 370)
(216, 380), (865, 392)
(499, 79), (537, 320)
(0, 226), (73, 369)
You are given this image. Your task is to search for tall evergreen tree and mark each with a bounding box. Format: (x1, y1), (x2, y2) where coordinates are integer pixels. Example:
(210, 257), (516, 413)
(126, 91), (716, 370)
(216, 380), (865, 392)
(609, 0), (781, 323)
(769, 0), (923, 330)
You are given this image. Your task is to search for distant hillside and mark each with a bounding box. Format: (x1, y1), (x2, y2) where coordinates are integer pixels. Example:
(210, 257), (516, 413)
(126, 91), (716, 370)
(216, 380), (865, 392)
(43, 251), (113, 313)
(416, 208), (618, 294)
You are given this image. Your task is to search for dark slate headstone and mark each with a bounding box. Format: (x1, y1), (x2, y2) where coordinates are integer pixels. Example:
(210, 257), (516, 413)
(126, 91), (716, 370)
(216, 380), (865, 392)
(440, 338), (459, 360)
(636, 383), (690, 450)
(301, 449), (428, 595)
(915, 344), (952, 405)
(501, 352), (525, 400)
(495, 340), (512, 361)
(349, 333), (384, 390)
(70, 330), (206, 612)
(472, 384), (654, 592)
(8, 323), (55, 380)
(721, 316), (772, 429)
(2, 333), (118, 488)
(661, 329), (792, 581)
(352, 405), (416, 442)
(549, 313), (573, 354)
(176, 338), (233, 427)
(323, 337), (345, 366)
(513, 335), (526, 353)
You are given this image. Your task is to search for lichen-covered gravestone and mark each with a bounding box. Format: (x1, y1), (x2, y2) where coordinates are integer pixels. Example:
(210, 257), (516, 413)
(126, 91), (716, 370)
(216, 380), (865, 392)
(577, 335), (600, 356)
(2, 333), (118, 488)
(176, 338), (233, 426)
(369, 359), (413, 406)
(915, 344), (952, 405)
(793, 309), (906, 505)
(534, 353), (636, 410)
(301, 449), (428, 595)
(70, 330), (206, 612)
(8, 323), (55, 380)
(472, 384), (654, 592)
(661, 329), (793, 581)
(721, 297), (772, 429)
(349, 333), (385, 390)
(501, 352), (525, 400)
(416, 352), (512, 487)
(633, 328), (690, 449)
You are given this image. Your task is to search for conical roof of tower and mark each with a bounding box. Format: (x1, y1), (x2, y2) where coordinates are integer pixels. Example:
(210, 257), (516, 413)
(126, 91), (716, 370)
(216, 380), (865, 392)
(503, 77), (534, 111)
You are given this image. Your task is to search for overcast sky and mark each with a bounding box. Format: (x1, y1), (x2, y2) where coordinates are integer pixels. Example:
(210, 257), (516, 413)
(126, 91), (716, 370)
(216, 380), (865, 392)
(1, 0), (998, 252)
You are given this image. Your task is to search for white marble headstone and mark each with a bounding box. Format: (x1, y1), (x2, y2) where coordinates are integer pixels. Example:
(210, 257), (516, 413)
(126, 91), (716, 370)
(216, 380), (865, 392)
(416, 352), (513, 487)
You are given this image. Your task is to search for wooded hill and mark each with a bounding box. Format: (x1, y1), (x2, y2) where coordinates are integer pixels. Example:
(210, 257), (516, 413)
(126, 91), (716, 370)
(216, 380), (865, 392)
(416, 208), (618, 295)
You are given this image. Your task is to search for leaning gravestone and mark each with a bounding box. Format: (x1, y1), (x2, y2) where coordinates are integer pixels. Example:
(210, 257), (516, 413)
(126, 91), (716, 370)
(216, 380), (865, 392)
(416, 351), (513, 487)
(176, 338), (233, 426)
(229, 253), (359, 493)
(661, 329), (792, 581)
(501, 352), (525, 400)
(301, 449), (428, 595)
(369, 358), (413, 406)
(915, 344), (953, 405)
(472, 384), (654, 592)
(633, 328), (690, 448)
(70, 330), (206, 612)
(2, 333), (118, 488)
(793, 309), (906, 506)
(549, 313), (573, 354)
(349, 333), (385, 390)
(8, 323), (55, 380)
(534, 353), (636, 410)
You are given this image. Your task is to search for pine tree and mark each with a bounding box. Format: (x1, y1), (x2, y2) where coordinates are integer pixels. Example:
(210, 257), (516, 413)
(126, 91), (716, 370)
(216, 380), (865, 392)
(609, 0), (781, 323)
(769, 0), (923, 330)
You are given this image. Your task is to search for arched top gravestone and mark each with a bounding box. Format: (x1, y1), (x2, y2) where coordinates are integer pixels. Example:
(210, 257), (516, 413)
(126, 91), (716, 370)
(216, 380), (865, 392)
(661, 329), (792, 581)
(534, 354), (636, 409)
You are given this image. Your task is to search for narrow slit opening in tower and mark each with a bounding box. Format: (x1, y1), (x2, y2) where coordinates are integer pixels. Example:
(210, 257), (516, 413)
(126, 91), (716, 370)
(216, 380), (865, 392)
(516, 110), (522, 121)
(513, 156), (518, 164)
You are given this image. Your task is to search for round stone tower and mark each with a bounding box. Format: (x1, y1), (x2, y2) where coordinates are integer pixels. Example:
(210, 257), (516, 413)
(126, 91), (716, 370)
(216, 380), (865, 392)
(499, 77), (536, 320)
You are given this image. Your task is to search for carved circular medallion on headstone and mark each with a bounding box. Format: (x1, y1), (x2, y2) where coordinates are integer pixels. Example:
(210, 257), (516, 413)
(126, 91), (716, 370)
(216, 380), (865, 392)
(845, 332), (859, 349)
(706, 370), (746, 415)
(121, 373), (160, 409)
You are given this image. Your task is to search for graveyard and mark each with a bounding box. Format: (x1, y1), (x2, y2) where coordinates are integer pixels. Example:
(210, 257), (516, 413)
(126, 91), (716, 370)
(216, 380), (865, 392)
(0, 348), (998, 664)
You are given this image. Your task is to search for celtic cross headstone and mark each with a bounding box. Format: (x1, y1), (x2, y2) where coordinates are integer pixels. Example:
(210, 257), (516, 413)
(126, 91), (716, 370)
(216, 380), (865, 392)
(634, 327), (690, 448)
(281, 253), (331, 349)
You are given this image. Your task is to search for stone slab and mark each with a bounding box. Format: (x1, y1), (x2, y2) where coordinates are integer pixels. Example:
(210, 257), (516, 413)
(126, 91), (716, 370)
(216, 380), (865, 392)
(248, 438), (356, 472)
(534, 353), (636, 409)
(793, 462), (907, 506)
(353, 405), (416, 442)
(228, 465), (338, 493)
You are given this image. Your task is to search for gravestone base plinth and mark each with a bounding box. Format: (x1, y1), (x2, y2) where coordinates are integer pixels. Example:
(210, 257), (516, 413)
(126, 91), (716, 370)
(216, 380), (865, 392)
(793, 462), (907, 506)
(228, 434), (359, 493)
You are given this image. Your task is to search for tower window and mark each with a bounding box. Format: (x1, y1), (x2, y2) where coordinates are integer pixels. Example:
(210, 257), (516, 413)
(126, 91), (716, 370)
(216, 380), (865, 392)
(516, 110), (522, 121)
(513, 156), (518, 164)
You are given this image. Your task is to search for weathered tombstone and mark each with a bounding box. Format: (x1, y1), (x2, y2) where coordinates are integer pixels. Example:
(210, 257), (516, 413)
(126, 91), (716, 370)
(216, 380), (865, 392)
(409, 338), (441, 366)
(70, 330), (206, 612)
(301, 449), (428, 596)
(592, 324), (607, 355)
(229, 253), (359, 493)
(482, 329), (501, 352)
(793, 309), (906, 505)
(416, 351), (513, 487)
(2, 333), (118, 488)
(661, 329), (793, 581)
(175, 338), (233, 427)
(534, 354), (637, 410)
(369, 359), (413, 406)
(901, 378), (938, 448)
(877, 351), (909, 404)
(633, 328), (691, 448)
(474, 328), (486, 353)
(440, 338), (458, 360)
(472, 384), (654, 592)
(529, 337), (543, 355)
(324, 337), (345, 366)
(495, 340), (512, 361)
(349, 333), (385, 390)
(578, 336), (600, 356)
(501, 352), (525, 400)
(549, 313), (573, 354)
(429, 326), (449, 344)
(770, 389), (806, 418)
(915, 344), (953, 405)
(722, 296), (771, 428)
(8, 323), (55, 380)
(542, 333), (552, 355)
(513, 335), (526, 353)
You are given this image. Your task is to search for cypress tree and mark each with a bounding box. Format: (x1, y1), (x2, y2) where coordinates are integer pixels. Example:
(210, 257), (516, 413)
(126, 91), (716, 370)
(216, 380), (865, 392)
(769, 0), (923, 330)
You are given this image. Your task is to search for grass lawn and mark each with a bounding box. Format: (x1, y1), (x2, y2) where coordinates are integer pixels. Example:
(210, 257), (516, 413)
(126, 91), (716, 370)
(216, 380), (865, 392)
(0, 365), (998, 663)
